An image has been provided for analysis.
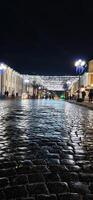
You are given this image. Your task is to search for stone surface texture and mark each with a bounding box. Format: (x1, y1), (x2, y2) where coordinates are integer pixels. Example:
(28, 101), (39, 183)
(0, 99), (93, 199)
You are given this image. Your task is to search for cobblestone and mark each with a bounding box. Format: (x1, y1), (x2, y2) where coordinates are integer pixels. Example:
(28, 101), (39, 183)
(68, 165), (81, 172)
(69, 181), (90, 194)
(59, 172), (79, 182)
(47, 182), (69, 193)
(0, 100), (93, 199)
(28, 173), (45, 183)
(79, 173), (93, 182)
(0, 190), (6, 199)
(84, 194), (93, 200)
(4, 185), (27, 199)
(37, 194), (57, 200)
(58, 193), (81, 200)
(0, 178), (9, 188)
(27, 183), (49, 195)
(30, 165), (50, 173)
(12, 175), (28, 185)
(61, 159), (75, 165)
(44, 172), (60, 182)
(48, 164), (69, 172)
(89, 183), (93, 193)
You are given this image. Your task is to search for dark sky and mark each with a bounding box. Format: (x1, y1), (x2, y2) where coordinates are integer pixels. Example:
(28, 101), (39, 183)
(0, 0), (93, 75)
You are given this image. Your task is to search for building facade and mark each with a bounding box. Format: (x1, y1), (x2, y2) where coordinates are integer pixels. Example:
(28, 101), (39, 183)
(1, 60), (93, 99)
(0, 64), (23, 97)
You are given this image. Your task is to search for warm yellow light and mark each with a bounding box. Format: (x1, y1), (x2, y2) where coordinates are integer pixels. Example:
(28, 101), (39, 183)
(21, 93), (28, 99)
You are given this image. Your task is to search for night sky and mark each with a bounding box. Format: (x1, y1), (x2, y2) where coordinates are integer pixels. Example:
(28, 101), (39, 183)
(0, 1), (93, 75)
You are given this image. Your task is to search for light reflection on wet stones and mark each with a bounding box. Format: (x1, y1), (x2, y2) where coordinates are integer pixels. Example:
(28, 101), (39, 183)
(0, 99), (93, 199)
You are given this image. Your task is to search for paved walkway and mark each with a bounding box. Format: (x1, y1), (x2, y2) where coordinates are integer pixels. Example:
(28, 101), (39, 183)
(68, 100), (93, 110)
(0, 133), (93, 200)
(0, 100), (93, 199)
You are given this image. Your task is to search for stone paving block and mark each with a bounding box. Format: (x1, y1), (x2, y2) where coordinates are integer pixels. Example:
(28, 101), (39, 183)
(49, 165), (69, 173)
(75, 154), (87, 160)
(0, 161), (17, 169)
(47, 153), (60, 159)
(49, 148), (61, 154)
(79, 173), (93, 182)
(28, 142), (39, 148)
(0, 170), (6, 178)
(0, 190), (6, 199)
(26, 154), (36, 160)
(89, 183), (93, 193)
(61, 159), (75, 165)
(82, 164), (93, 172)
(76, 160), (90, 166)
(73, 147), (85, 151)
(44, 142), (57, 146)
(4, 185), (27, 199)
(62, 149), (74, 155)
(74, 150), (87, 154)
(37, 194), (57, 200)
(63, 145), (73, 151)
(27, 183), (49, 195)
(28, 173), (45, 183)
(46, 158), (60, 165)
(67, 141), (76, 148)
(20, 160), (33, 167)
(47, 182), (69, 194)
(30, 165), (50, 173)
(68, 165), (81, 172)
(83, 194), (93, 200)
(44, 172), (60, 182)
(59, 172), (79, 182)
(60, 153), (74, 160)
(12, 175), (28, 185)
(69, 182), (90, 194)
(0, 168), (16, 177)
(16, 166), (32, 174)
(58, 192), (81, 200)
(0, 177), (9, 188)
(32, 159), (47, 165)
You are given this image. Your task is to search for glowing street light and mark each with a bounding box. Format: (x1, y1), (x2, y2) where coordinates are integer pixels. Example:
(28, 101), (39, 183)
(75, 59), (86, 99)
(75, 59), (86, 68)
(24, 79), (29, 83)
(0, 63), (7, 70)
(66, 81), (71, 85)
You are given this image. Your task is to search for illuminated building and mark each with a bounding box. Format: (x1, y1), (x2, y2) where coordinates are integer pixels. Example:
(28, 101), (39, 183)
(0, 63), (23, 97)
(0, 60), (93, 99)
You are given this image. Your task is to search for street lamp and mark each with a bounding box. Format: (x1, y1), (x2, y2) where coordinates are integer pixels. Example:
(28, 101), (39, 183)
(75, 59), (86, 99)
(0, 63), (7, 96)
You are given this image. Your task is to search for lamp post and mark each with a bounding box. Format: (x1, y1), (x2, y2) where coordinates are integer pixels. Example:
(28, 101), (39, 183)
(0, 63), (7, 96)
(75, 59), (86, 99)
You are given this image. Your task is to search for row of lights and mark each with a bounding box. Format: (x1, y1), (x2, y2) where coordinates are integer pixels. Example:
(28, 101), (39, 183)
(0, 60), (86, 86)
(0, 60), (86, 75)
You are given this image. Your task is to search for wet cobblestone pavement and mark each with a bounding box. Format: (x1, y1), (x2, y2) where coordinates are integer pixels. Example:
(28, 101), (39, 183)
(0, 99), (93, 199)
